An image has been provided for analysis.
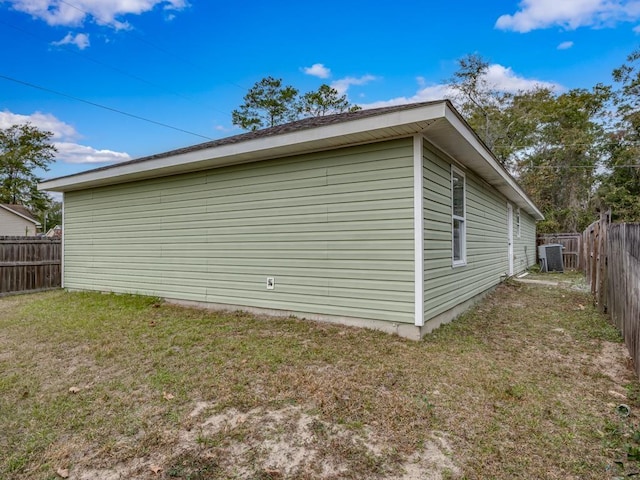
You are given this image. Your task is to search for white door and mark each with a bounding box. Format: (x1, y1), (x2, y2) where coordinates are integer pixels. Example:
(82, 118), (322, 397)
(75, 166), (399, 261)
(507, 203), (514, 276)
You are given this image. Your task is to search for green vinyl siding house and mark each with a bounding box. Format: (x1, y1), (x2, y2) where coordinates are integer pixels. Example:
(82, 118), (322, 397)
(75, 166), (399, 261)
(40, 101), (543, 339)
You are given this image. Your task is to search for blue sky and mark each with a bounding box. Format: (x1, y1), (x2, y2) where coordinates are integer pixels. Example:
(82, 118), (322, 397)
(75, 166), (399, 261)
(1, 0), (639, 181)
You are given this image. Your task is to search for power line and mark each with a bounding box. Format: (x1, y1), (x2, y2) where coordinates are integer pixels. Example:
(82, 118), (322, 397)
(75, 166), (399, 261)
(56, 0), (248, 92)
(494, 141), (640, 147)
(122, 31), (248, 92)
(0, 19), (232, 119)
(520, 164), (640, 169)
(0, 73), (214, 140)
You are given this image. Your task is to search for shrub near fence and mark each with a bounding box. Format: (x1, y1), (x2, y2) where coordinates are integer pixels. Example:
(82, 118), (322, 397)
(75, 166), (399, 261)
(0, 236), (61, 295)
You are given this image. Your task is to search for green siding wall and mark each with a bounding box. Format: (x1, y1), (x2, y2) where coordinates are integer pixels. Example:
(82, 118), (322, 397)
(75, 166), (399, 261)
(513, 209), (537, 272)
(64, 138), (416, 324)
(422, 142), (511, 322)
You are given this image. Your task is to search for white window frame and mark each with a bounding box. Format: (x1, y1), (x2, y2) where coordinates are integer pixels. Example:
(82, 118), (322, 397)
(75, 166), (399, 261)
(451, 166), (466, 267)
(516, 208), (521, 238)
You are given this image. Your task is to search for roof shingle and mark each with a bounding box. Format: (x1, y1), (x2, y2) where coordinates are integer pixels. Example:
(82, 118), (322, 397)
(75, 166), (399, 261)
(62, 101), (447, 178)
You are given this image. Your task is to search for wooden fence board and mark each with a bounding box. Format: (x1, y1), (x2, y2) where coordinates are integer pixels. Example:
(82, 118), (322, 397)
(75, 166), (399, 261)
(583, 215), (640, 378)
(0, 236), (61, 295)
(537, 233), (583, 270)
(606, 224), (640, 372)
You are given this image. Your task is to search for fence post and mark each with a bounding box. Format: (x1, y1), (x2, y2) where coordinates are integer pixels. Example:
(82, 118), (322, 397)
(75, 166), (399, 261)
(592, 220), (599, 298)
(597, 211), (610, 313)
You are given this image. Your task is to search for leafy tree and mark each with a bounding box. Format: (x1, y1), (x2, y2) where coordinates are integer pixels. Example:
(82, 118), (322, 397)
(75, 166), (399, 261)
(232, 78), (362, 131)
(448, 53), (611, 232)
(298, 84), (361, 117)
(446, 54), (547, 167)
(490, 86), (555, 166)
(0, 123), (56, 213)
(593, 49), (640, 222)
(447, 54), (511, 159)
(595, 140), (640, 222)
(41, 199), (62, 232)
(231, 76), (299, 131)
(515, 86), (611, 232)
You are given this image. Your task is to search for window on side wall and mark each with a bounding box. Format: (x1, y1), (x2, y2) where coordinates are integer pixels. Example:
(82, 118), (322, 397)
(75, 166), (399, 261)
(451, 167), (466, 267)
(516, 208), (521, 238)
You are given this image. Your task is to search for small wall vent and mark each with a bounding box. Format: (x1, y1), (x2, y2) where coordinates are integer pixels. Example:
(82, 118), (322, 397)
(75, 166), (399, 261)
(538, 244), (564, 272)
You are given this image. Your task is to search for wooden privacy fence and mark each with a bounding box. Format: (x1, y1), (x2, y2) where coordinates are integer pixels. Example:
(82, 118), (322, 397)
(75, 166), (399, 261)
(583, 213), (640, 377)
(607, 224), (640, 363)
(0, 236), (61, 296)
(537, 233), (583, 270)
(583, 213), (609, 308)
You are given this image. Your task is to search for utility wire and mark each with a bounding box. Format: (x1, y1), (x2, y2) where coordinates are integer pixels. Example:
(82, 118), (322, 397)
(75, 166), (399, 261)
(123, 31), (248, 92)
(0, 73), (214, 140)
(522, 165), (640, 170)
(0, 19), (232, 119)
(4, 69), (636, 160)
(56, 0), (248, 91)
(519, 164), (640, 169)
(494, 141), (640, 147)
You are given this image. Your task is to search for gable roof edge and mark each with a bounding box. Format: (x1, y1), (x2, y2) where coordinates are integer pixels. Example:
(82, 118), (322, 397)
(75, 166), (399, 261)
(0, 204), (41, 225)
(442, 104), (544, 220)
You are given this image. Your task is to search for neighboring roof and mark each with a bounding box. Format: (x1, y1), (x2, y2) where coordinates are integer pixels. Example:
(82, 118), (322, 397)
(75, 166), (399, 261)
(45, 225), (62, 237)
(0, 204), (41, 225)
(39, 100), (544, 220)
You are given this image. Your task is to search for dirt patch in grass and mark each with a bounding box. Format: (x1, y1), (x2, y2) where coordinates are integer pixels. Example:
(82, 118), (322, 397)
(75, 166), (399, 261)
(595, 341), (633, 385)
(56, 403), (457, 480)
(0, 283), (638, 479)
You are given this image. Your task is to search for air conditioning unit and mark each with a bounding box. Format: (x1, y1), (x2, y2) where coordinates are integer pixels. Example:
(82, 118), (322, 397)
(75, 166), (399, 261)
(538, 244), (564, 272)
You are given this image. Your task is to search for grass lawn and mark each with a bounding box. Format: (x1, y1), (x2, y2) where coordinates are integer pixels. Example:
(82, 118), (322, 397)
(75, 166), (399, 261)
(1, 279), (639, 479)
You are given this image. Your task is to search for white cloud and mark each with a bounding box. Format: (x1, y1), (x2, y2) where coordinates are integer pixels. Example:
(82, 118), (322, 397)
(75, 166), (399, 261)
(0, 110), (129, 164)
(51, 32), (90, 50)
(330, 75), (377, 95)
(359, 84), (456, 110)
(0, 110), (78, 139)
(303, 63), (331, 79)
(557, 40), (575, 49)
(54, 142), (130, 164)
(496, 0), (640, 32)
(214, 124), (238, 133)
(360, 64), (562, 109)
(484, 64), (560, 91)
(6, 0), (188, 29)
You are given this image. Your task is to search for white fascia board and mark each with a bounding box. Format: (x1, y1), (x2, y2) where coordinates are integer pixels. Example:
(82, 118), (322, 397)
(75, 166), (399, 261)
(443, 105), (544, 221)
(40, 102), (448, 192)
(0, 204), (40, 225)
(61, 193), (65, 288)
